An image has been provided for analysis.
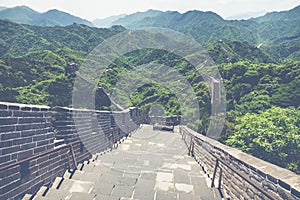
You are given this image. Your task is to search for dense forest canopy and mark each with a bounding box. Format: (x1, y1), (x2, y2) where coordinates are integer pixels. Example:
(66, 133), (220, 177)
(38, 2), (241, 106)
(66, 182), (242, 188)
(0, 5), (299, 173)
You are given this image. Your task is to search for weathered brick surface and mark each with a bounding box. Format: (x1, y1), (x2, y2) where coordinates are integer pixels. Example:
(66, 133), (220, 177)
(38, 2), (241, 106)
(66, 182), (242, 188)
(180, 126), (300, 200)
(0, 102), (145, 200)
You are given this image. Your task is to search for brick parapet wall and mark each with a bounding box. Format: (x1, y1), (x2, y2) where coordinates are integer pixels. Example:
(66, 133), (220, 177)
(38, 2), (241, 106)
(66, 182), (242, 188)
(180, 126), (300, 200)
(0, 102), (53, 167)
(0, 102), (143, 200)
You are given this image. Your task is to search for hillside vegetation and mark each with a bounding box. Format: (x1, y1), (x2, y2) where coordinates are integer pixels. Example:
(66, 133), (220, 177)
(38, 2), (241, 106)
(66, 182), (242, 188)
(0, 5), (299, 173)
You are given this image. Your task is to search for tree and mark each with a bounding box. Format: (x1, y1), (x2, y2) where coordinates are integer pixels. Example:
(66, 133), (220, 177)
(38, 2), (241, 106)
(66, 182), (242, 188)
(226, 107), (300, 173)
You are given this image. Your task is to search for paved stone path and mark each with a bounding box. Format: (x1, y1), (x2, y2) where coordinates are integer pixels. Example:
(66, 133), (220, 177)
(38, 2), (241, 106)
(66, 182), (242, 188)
(33, 125), (221, 200)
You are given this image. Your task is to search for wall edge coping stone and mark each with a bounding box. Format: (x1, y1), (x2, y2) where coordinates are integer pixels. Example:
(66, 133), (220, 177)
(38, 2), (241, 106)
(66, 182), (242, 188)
(51, 106), (134, 113)
(0, 101), (50, 110)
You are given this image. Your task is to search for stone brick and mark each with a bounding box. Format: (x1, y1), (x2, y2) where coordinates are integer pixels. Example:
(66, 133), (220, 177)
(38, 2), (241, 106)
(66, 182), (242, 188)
(37, 139), (52, 147)
(34, 146), (47, 154)
(0, 125), (15, 133)
(33, 134), (50, 142)
(16, 124), (32, 131)
(0, 140), (13, 148)
(17, 149), (33, 160)
(20, 107), (31, 111)
(0, 110), (12, 117)
(18, 117), (44, 124)
(0, 172), (21, 188)
(20, 130), (36, 137)
(31, 123), (47, 130)
(20, 143), (36, 151)
(279, 180), (291, 191)
(291, 188), (300, 199)
(8, 105), (20, 110)
(2, 146), (20, 155)
(1, 132), (20, 141)
(0, 154), (11, 164)
(13, 137), (32, 145)
(9, 181), (31, 199)
(13, 110), (43, 117)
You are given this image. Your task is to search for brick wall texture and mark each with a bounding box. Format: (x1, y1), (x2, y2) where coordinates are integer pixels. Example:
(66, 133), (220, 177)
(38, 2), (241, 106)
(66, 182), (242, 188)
(0, 102), (143, 200)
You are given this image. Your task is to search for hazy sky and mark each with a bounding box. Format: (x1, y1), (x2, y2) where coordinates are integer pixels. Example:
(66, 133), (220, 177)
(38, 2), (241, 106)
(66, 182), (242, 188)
(1, 0), (300, 20)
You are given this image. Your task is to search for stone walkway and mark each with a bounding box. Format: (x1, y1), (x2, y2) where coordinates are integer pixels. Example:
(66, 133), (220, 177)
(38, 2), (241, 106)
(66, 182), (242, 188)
(33, 125), (221, 200)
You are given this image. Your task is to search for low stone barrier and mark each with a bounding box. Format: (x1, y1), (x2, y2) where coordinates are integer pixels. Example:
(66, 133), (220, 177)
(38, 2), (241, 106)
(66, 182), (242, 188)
(0, 102), (144, 200)
(180, 126), (300, 200)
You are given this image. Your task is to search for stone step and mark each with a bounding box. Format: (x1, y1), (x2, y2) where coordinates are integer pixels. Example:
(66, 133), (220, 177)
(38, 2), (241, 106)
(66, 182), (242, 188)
(81, 162), (110, 174)
(51, 177), (63, 189)
(68, 192), (96, 200)
(35, 186), (48, 197)
(71, 170), (102, 182)
(94, 195), (119, 200)
(63, 170), (72, 179)
(89, 154), (97, 162)
(44, 188), (71, 199)
(57, 179), (94, 193)
(77, 162), (84, 171)
(91, 183), (115, 196)
(22, 194), (32, 200)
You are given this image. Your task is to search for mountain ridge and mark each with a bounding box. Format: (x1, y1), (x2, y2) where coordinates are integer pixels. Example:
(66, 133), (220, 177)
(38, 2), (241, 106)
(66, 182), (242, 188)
(93, 14), (126, 28)
(0, 5), (93, 26)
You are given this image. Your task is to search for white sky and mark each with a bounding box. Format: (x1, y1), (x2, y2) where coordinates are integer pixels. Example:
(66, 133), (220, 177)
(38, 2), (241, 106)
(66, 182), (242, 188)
(1, 0), (300, 20)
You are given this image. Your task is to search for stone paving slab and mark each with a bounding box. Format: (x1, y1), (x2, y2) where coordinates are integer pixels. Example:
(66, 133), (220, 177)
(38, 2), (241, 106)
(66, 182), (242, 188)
(44, 189), (70, 199)
(111, 185), (134, 198)
(92, 183), (114, 195)
(94, 195), (119, 200)
(69, 192), (96, 200)
(40, 125), (220, 200)
(156, 190), (178, 200)
(133, 190), (155, 200)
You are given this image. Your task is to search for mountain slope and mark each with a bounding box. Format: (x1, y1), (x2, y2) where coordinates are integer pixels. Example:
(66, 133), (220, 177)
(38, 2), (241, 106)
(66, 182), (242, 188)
(37, 9), (93, 26)
(0, 7), (7, 11)
(0, 6), (93, 26)
(112, 10), (258, 45)
(0, 6), (38, 24)
(206, 40), (275, 64)
(0, 20), (126, 57)
(253, 5), (300, 23)
(93, 14), (126, 28)
(112, 9), (163, 27)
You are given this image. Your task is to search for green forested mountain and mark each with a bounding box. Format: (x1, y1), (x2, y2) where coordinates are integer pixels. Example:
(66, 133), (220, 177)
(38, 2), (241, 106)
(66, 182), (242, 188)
(0, 19), (125, 106)
(0, 6), (93, 27)
(110, 6), (300, 61)
(0, 4), (299, 174)
(0, 20), (125, 57)
(206, 40), (275, 63)
(2, 5), (300, 60)
(113, 10), (258, 44)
